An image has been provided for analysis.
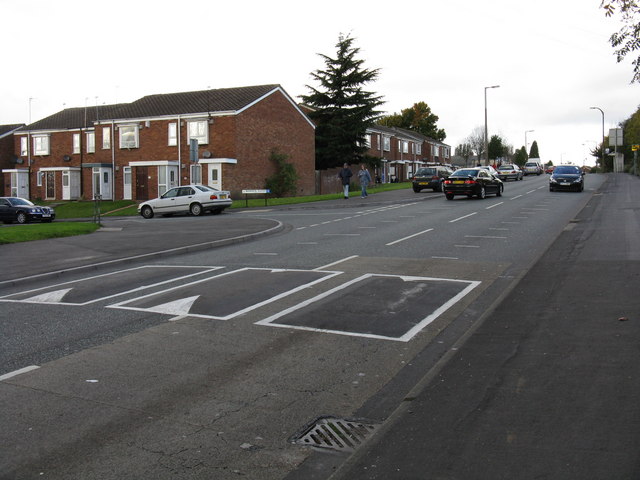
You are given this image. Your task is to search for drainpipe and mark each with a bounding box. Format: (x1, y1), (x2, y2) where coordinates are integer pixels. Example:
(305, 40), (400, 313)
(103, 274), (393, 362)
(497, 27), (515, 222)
(111, 120), (116, 200)
(177, 115), (182, 185)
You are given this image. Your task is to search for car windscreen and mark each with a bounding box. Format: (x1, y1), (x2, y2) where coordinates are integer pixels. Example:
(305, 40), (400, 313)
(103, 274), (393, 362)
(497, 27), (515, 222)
(554, 166), (580, 174)
(9, 198), (34, 206)
(415, 168), (436, 176)
(498, 165), (514, 170)
(452, 169), (479, 177)
(195, 185), (217, 192)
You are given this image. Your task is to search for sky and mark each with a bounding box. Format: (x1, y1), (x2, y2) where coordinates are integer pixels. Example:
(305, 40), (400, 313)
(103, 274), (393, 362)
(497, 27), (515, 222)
(2, 0), (637, 166)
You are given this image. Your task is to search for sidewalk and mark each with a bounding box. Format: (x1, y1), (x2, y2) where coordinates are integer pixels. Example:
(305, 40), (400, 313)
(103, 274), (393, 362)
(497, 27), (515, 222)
(320, 173), (640, 479)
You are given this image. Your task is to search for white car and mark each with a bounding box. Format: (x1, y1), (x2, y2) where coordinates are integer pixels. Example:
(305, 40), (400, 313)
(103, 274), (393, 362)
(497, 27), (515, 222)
(138, 184), (232, 219)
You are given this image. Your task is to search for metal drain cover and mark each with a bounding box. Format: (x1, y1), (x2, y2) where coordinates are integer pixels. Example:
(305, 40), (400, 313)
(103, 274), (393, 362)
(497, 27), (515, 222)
(293, 416), (380, 452)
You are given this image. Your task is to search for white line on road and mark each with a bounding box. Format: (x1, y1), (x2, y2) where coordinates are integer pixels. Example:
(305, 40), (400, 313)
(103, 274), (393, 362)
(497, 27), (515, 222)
(386, 228), (434, 246)
(485, 202), (503, 209)
(0, 365), (40, 381)
(315, 256), (358, 270)
(465, 235), (507, 239)
(450, 212), (477, 223)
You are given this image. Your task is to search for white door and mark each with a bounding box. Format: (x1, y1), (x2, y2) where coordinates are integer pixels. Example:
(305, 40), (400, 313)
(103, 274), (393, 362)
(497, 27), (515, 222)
(123, 167), (132, 200)
(208, 164), (222, 190)
(92, 167), (113, 200)
(62, 171), (71, 200)
(10, 171), (29, 198)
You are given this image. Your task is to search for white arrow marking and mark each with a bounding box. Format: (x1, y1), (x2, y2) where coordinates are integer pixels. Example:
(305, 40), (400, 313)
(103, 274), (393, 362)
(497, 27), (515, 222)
(147, 295), (200, 315)
(24, 288), (73, 303)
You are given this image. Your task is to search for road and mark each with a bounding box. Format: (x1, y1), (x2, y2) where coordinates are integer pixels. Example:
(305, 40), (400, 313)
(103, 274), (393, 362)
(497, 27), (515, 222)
(0, 173), (616, 479)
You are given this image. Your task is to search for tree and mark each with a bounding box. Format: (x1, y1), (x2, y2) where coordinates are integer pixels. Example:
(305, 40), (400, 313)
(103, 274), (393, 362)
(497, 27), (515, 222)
(488, 134), (505, 161)
(601, 1), (640, 82)
(301, 34), (384, 169)
(378, 102), (446, 141)
(455, 143), (474, 166)
(464, 126), (486, 164)
(529, 140), (540, 158)
(264, 150), (298, 197)
(514, 146), (528, 166)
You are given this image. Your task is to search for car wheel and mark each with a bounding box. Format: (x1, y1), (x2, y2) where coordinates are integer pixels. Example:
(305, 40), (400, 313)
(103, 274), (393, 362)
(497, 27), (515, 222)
(496, 185), (503, 197)
(413, 187), (421, 193)
(477, 186), (486, 199)
(190, 203), (203, 216)
(141, 205), (154, 219)
(16, 212), (27, 224)
(549, 186), (554, 192)
(445, 193), (454, 200)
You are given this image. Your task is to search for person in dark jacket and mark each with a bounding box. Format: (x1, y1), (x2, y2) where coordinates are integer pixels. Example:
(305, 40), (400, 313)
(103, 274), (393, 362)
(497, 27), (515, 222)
(338, 163), (353, 199)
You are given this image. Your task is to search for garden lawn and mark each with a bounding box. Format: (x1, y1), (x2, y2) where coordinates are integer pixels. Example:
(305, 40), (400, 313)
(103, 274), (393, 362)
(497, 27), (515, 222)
(0, 222), (101, 244)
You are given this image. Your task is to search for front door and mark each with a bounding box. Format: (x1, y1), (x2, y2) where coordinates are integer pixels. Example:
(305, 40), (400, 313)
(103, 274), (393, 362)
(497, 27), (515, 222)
(123, 167), (132, 200)
(208, 164), (222, 190)
(10, 171), (29, 198)
(45, 172), (55, 199)
(136, 167), (149, 200)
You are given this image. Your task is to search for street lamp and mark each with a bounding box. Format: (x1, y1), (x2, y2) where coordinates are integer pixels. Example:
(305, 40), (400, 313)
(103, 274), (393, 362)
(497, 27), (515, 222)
(525, 130), (534, 154)
(590, 106), (605, 171)
(484, 85), (500, 164)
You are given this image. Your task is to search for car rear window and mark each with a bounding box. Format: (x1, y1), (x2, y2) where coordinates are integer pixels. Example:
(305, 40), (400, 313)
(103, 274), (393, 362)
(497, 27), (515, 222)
(416, 168), (436, 176)
(453, 169), (479, 176)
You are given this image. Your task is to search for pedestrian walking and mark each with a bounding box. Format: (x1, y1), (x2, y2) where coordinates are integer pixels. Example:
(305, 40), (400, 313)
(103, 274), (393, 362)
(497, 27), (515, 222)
(358, 164), (372, 198)
(338, 163), (353, 199)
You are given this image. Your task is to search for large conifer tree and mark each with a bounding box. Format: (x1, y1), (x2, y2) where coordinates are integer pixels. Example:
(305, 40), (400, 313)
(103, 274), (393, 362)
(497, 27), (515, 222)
(301, 35), (384, 169)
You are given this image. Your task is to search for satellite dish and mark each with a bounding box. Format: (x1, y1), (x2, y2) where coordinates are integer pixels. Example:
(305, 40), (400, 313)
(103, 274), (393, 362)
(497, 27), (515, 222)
(203, 150), (212, 158)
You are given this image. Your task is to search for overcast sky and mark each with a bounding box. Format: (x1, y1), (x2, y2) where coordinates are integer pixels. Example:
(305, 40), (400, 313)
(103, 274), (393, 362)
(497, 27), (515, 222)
(2, 0), (637, 166)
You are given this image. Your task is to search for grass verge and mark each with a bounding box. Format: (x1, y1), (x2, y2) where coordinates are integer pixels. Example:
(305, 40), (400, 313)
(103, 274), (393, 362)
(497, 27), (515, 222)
(0, 222), (101, 244)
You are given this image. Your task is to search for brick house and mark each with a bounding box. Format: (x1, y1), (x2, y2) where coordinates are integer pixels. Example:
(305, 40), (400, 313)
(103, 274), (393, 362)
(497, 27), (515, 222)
(6, 84), (315, 201)
(0, 124), (26, 196)
(365, 125), (451, 182)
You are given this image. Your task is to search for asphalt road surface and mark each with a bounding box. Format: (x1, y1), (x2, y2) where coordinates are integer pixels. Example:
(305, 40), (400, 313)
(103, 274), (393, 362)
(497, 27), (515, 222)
(2, 173), (639, 479)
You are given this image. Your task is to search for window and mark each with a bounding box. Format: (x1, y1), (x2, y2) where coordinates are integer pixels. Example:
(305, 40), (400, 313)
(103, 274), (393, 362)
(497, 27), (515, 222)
(20, 137), (28, 156)
(400, 141), (408, 154)
(416, 143), (422, 155)
(86, 132), (95, 153)
(102, 127), (111, 149)
(188, 120), (208, 145)
(73, 134), (80, 154)
(119, 125), (139, 149)
(33, 135), (50, 155)
(383, 136), (390, 151)
(364, 134), (371, 148)
(168, 122), (177, 146)
(37, 171), (43, 186)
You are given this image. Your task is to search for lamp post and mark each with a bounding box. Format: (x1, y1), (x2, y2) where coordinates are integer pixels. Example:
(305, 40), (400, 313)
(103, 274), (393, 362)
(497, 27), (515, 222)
(484, 85), (500, 164)
(525, 130), (534, 154)
(590, 107), (605, 171)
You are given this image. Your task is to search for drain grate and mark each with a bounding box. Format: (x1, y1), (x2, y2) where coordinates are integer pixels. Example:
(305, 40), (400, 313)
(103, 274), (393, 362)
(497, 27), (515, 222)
(293, 416), (379, 452)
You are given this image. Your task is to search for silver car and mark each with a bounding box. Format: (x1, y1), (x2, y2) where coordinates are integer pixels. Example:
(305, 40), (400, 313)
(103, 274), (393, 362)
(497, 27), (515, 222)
(138, 184), (232, 219)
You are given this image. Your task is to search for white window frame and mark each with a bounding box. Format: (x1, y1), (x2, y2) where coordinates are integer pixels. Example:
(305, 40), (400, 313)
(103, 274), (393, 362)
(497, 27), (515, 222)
(168, 122), (177, 146)
(383, 136), (390, 151)
(401, 141), (408, 154)
(188, 120), (208, 145)
(33, 135), (50, 155)
(20, 137), (28, 156)
(119, 125), (139, 149)
(86, 131), (95, 153)
(102, 127), (111, 149)
(416, 143), (422, 155)
(73, 133), (80, 154)
(37, 171), (43, 186)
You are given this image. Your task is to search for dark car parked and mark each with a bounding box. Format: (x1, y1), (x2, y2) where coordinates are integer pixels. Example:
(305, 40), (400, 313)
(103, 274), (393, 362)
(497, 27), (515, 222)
(411, 165), (454, 192)
(0, 197), (55, 224)
(549, 165), (584, 192)
(443, 167), (504, 200)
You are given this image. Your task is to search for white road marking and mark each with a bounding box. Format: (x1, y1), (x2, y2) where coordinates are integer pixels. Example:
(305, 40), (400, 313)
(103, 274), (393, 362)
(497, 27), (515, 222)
(0, 365), (40, 381)
(450, 212), (477, 223)
(386, 228), (434, 246)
